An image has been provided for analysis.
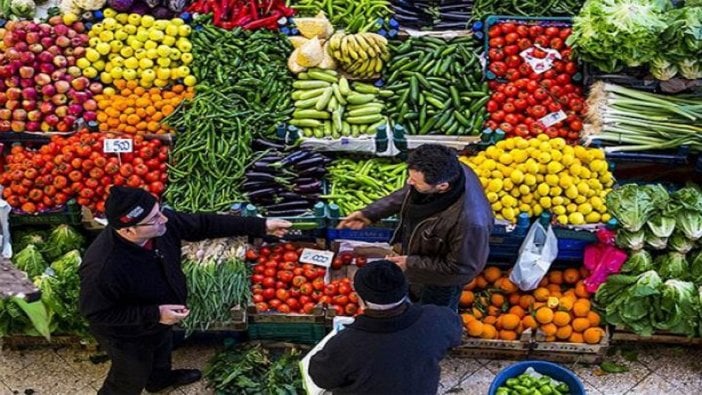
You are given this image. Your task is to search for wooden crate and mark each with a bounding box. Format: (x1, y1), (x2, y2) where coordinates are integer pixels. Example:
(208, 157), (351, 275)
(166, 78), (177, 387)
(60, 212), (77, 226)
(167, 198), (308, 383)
(529, 327), (609, 364)
(451, 332), (531, 360)
(1, 335), (97, 351)
(611, 326), (702, 346)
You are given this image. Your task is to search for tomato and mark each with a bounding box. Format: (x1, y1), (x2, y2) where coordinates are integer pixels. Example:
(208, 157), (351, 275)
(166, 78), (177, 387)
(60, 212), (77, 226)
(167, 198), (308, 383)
(85, 178), (99, 189)
(333, 305), (344, 316)
(324, 283), (338, 297)
(504, 114), (519, 126)
(300, 283), (313, 295)
(528, 25), (544, 38)
(492, 92), (507, 104)
(259, 247), (271, 257)
(499, 123), (514, 134)
(488, 37), (505, 48)
(514, 98), (528, 110)
(569, 120), (583, 132)
(338, 283), (352, 295)
(503, 45), (519, 56)
(515, 124), (530, 137)
(279, 261), (296, 271)
(502, 102), (516, 114)
(52, 175), (68, 189)
(556, 73), (571, 85)
(505, 55), (522, 69)
(517, 38), (532, 50)
(264, 268), (276, 278)
(533, 88), (549, 101)
(504, 32), (519, 44)
(559, 28), (572, 40)
(486, 100), (499, 113)
(119, 164), (133, 177)
(549, 37), (564, 50)
(253, 294), (264, 304)
(67, 170), (82, 182)
(500, 22), (516, 33)
(149, 181), (165, 195)
(302, 302), (316, 314)
(534, 35), (549, 47)
(488, 25), (502, 38)
(531, 105), (547, 118)
(316, 267), (326, 277)
(504, 85), (519, 97)
(516, 25), (529, 38)
(312, 277), (325, 291)
(564, 61), (578, 75)
(292, 275), (307, 288)
(276, 270), (293, 284)
(245, 249), (259, 261)
(567, 131), (580, 141)
(255, 302), (269, 312)
(344, 304), (358, 316)
(545, 27), (560, 38)
(505, 69), (521, 81)
(126, 175), (142, 188)
(283, 251), (299, 263)
(331, 257), (344, 270)
(488, 61), (507, 76)
(332, 295), (349, 306)
(268, 299), (282, 309)
(568, 98), (584, 113)
(487, 48), (505, 61)
(548, 102), (563, 113)
(275, 288), (290, 301)
(545, 127), (559, 138)
(277, 304), (291, 314)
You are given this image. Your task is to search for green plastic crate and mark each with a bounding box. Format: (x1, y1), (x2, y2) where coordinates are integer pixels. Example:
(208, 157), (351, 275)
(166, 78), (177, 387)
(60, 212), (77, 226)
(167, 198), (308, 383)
(9, 200), (82, 227)
(247, 322), (327, 344)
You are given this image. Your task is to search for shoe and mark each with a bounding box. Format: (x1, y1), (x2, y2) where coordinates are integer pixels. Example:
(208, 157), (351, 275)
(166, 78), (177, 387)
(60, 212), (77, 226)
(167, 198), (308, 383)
(145, 369), (202, 393)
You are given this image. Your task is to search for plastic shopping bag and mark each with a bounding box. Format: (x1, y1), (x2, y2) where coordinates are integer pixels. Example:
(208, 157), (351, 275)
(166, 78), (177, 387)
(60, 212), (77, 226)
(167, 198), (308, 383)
(509, 221), (558, 291)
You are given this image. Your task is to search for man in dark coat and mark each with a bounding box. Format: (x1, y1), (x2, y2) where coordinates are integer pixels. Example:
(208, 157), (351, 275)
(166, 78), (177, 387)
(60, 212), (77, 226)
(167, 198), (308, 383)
(339, 144), (494, 311)
(79, 186), (291, 395)
(309, 260), (462, 394)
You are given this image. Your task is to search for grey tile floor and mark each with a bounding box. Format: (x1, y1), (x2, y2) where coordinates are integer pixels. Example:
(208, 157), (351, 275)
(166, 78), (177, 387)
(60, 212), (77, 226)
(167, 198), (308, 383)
(0, 342), (700, 394)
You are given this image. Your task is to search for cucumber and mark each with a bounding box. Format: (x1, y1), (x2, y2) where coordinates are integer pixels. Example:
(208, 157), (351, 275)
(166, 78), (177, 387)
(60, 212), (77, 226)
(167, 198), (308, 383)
(347, 106), (383, 117)
(289, 119), (322, 128)
(346, 93), (376, 105)
(293, 80), (330, 90)
(352, 82), (379, 95)
(346, 114), (383, 124)
(338, 77), (351, 96)
(315, 87), (334, 111)
(308, 70), (338, 84)
(298, 87), (327, 100)
(293, 109), (331, 120)
(295, 97), (319, 109)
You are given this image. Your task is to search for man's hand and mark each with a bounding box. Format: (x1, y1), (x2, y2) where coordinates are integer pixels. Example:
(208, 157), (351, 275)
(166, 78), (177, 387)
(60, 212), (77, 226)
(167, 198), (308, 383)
(337, 211), (371, 230)
(386, 255), (407, 271)
(158, 304), (190, 325)
(266, 219), (292, 237)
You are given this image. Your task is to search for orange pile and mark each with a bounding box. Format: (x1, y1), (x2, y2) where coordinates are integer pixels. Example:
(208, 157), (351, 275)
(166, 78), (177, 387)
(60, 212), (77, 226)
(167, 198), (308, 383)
(95, 80), (194, 135)
(460, 266), (605, 344)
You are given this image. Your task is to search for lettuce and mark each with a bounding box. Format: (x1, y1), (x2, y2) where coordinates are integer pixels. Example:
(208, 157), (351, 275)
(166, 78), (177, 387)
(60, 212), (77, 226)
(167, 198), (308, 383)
(41, 225), (85, 261)
(621, 249), (654, 274)
(644, 228), (668, 250)
(646, 211), (676, 238)
(616, 229), (646, 250)
(12, 244), (48, 279)
(654, 279), (699, 337)
(669, 231), (695, 253)
(606, 184), (668, 232)
(655, 251), (689, 281)
(650, 57), (679, 81)
(691, 250), (702, 284)
(595, 271), (662, 336)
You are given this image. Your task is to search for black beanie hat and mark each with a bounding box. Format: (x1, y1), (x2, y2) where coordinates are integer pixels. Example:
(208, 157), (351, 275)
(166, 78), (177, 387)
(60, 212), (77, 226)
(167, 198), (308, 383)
(353, 260), (408, 305)
(105, 186), (157, 229)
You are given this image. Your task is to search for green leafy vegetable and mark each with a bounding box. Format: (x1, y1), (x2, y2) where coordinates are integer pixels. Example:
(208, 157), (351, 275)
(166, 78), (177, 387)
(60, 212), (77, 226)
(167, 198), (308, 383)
(691, 250), (702, 284)
(607, 184), (666, 232)
(669, 231), (695, 253)
(655, 251), (689, 280)
(41, 225), (85, 261)
(595, 271), (662, 336)
(654, 279), (699, 337)
(616, 229), (646, 250)
(646, 211), (676, 239)
(12, 244), (48, 279)
(621, 249), (654, 274)
(644, 228), (668, 250)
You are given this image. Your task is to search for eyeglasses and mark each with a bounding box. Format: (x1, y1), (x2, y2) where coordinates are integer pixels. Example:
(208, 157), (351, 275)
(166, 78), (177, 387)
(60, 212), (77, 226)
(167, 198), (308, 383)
(133, 206), (166, 227)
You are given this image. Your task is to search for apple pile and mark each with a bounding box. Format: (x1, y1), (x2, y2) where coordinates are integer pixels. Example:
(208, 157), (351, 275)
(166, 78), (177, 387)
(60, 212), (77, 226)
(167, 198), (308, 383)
(0, 17), (101, 133)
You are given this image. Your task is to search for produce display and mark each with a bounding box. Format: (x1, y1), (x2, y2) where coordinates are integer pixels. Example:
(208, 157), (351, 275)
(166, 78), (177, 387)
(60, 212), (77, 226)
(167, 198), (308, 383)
(0, 18), (97, 132)
(290, 71), (392, 139)
(0, 0), (36, 20)
(327, 32), (390, 79)
(569, 0), (702, 79)
(584, 82), (702, 153)
(461, 136), (613, 224)
(164, 25), (293, 212)
(244, 149), (329, 216)
(292, 0), (391, 33)
(1, 130), (168, 213)
(205, 343), (303, 395)
(187, 0), (294, 30)
(324, 157), (407, 215)
(390, 0), (473, 30)
(485, 20), (586, 142)
(461, 266), (606, 344)
(180, 238), (250, 334)
(82, 9), (195, 88)
(103, 0), (185, 19)
(95, 80), (193, 134)
(385, 35), (487, 135)
(495, 370), (572, 395)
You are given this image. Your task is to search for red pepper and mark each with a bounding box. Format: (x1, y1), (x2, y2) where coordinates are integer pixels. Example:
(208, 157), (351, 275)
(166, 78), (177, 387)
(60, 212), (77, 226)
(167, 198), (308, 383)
(249, 0), (259, 20)
(220, 0), (230, 21)
(210, 0), (223, 25)
(275, 2), (294, 17)
(242, 10), (281, 29)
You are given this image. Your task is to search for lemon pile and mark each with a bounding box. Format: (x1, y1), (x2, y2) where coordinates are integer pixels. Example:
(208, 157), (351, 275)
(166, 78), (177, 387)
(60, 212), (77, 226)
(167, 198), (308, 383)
(80, 8), (195, 88)
(460, 136), (615, 225)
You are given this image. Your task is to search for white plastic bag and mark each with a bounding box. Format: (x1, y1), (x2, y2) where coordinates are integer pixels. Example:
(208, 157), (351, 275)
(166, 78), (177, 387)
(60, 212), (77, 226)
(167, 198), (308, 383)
(509, 221), (558, 291)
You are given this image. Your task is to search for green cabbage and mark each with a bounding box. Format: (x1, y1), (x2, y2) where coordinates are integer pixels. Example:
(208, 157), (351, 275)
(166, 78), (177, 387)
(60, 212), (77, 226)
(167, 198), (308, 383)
(654, 279), (699, 337)
(669, 231), (695, 253)
(12, 244), (48, 279)
(691, 250), (702, 284)
(41, 225), (85, 261)
(655, 251), (689, 280)
(644, 228), (668, 250)
(621, 249), (654, 274)
(606, 184), (668, 232)
(616, 229), (646, 250)
(646, 211), (676, 238)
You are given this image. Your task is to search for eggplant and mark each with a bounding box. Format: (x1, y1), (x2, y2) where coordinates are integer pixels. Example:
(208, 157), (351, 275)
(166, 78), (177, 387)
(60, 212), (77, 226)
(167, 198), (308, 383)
(294, 180), (323, 194)
(293, 156), (327, 170)
(245, 171), (290, 184)
(266, 200), (312, 212)
(298, 166), (326, 178)
(434, 21), (471, 29)
(266, 208), (310, 217)
(439, 12), (471, 22)
(245, 188), (278, 200)
(279, 150), (314, 166)
(241, 180), (277, 191)
(253, 138), (285, 151)
(251, 162), (280, 173)
(294, 177), (322, 186)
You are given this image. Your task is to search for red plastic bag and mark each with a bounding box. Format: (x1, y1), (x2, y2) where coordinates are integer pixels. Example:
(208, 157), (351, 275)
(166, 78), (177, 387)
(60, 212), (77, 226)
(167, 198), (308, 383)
(583, 228), (627, 293)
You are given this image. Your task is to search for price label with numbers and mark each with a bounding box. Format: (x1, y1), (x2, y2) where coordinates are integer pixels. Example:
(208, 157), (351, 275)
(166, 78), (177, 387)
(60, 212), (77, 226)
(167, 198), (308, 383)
(539, 110), (567, 128)
(103, 138), (133, 153)
(299, 248), (335, 268)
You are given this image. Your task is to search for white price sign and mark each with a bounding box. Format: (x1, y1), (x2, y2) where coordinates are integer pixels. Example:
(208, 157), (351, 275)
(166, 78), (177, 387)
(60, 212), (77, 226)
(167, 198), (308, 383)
(539, 110), (567, 128)
(299, 248), (335, 268)
(103, 138), (133, 153)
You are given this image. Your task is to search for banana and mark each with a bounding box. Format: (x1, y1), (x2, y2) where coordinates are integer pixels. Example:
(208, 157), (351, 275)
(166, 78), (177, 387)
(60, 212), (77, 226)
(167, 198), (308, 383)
(328, 33), (342, 50)
(355, 34), (375, 58)
(374, 58), (384, 73)
(345, 35), (365, 60)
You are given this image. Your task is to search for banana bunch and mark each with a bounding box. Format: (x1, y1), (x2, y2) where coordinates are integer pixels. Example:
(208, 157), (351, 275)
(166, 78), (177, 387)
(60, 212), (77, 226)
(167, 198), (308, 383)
(289, 68), (393, 139)
(328, 32), (390, 79)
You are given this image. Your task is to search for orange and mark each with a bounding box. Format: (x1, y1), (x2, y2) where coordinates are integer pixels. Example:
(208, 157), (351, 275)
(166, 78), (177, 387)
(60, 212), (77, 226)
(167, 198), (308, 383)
(483, 266), (502, 283)
(547, 284), (562, 294)
(535, 307), (554, 324)
(475, 275), (489, 290)
(548, 270), (563, 285)
(508, 305), (526, 319)
(459, 291), (475, 307)
(538, 277), (549, 287)
(461, 313), (475, 326)
(533, 287), (550, 302)
(467, 320), (484, 337)
(487, 306), (501, 317)
(522, 316), (538, 330)
(500, 278), (519, 294)
(583, 327), (604, 344)
(500, 330), (518, 341)
(501, 313), (521, 330)
(587, 311), (601, 327)
(563, 268), (580, 284)
(579, 266), (590, 279)
(464, 278), (477, 291)
(509, 293), (521, 306)
(558, 297), (574, 312)
(491, 293), (505, 308)
(519, 295), (535, 310)
(575, 281), (590, 298)
(572, 317), (590, 332)
(545, 335), (557, 342)
(472, 307), (484, 320)
(573, 300), (591, 317)
(553, 311), (571, 327)
(483, 316), (497, 326)
(481, 324), (497, 339)
(540, 323), (557, 337)
(556, 325), (573, 340)
(569, 332), (584, 343)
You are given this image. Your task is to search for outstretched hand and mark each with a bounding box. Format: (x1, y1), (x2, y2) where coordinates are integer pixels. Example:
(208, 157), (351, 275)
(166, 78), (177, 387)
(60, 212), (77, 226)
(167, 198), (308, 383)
(266, 219), (292, 237)
(337, 211), (371, 230)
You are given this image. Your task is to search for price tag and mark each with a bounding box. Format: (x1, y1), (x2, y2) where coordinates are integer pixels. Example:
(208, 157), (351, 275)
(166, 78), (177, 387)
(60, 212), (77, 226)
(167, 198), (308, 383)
(539, 110), (567, 128)
(519, 44), (561, 75)
(340, 138), (350, 145)
(103, 138), (133, 153)
(299, 248), (335, 268)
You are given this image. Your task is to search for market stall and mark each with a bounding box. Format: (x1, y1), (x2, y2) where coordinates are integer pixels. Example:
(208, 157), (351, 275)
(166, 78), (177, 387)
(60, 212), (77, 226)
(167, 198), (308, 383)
(1, 0), (702, 392)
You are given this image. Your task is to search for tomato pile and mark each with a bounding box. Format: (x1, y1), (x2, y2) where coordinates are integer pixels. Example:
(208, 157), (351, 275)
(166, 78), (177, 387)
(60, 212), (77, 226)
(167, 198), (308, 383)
(331, 250), (368, 270)
(0, 130), (168, 213)
(248, 243), (362, 317)
(485, 22), (586, 142)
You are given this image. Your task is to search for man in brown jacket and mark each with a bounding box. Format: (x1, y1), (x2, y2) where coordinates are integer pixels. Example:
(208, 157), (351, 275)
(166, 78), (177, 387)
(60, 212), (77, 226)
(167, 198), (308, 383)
(339, 144), (494, 310)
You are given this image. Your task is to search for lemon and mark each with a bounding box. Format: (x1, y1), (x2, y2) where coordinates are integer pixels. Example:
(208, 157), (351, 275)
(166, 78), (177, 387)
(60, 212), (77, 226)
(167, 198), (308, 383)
(510, 169), (524, 184)
(517, 184), (530, 195)
(553, 205), (566, 216)
(92, 60), (105, 71)
(135, 30), (150, 42)
(480, 178), (488, 189)
(156, 68), (171, 80)
(537, 152), (551, 164)
(123, 68), (138, 80)
(579, 167), (592, 179)
(522, 194), (533, 204)
(485, 146), (499, 159)
(539, 197), (552, 209)
(556, 215), (569, 225)
(537, 183), (550, 196)
(176, 66), (190, 78)
(533, 204), (543, 216)
(109, 40), (124, 52)
(76, 57), (91, 69)
(601, 213), (612, 222)
(486, 192), (498, 203)
(100, 72), (113, 84)
(95, 42), (111, 55)
(178, 25), (192, 37)
(545, 174), (559, 187)
(498, 153), (513, 165)
(154, 78), (169, 88)
(157, 45), (171, 57)
(588, 179), (602, 192)
(124, 24), (138, 35)
(139, 58), (154, 69)
(566, 203), (578, 213)
(181, 53), (193, 65)
(539, 142), (551, 152)
(491, 202), (503, 212)
(144, 40), (158, 50)
(590, 196), (604, 210)
(500, 195), (515, 207)
(576, 182), (590, 195)
(524, 174), (536, 186)
(165, 24), (179, 37)
(501, 207), (516, 222)
(82, 67), (98, 78)
(99, 30), (114, 42)
(547, 162), (563, 175)
(578, 203), (593, 215)
(157, 57), (171, 68)
(510, 188), (521, 198)
(128, 13), (141, 26)
(141, 15), (155, 28)
(183, 75), (197, 86)
(525, 160), (539, 174)
(589, 159), (608, 174)
(115, 13), (128, 24)
(558, 175), (573, 189)
(102, 17), (117, 30)
(176, 39), (192, 53)
(549, 138), (566, 150)
(585, 212), (601, 223)
(552, 196), (565, 206)
(549, 186), (562, 197)
(561, 153), (575, 166)
(551, 150), (562, 162)
(565, 185), (579, 199)
(149, 29), (164, 41)
(487, 179), (503, 193)
(568, 212), (585, 225)
(141, 69), (156, 81)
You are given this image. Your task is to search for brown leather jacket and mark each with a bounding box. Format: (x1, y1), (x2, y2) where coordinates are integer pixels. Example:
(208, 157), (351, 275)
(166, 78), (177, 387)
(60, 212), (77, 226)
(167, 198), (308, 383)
(362, 165), (494, 287)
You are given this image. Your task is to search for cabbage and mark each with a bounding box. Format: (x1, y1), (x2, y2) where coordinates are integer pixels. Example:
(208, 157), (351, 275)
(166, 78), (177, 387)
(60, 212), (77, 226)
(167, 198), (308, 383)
(644, 228), (668, 250)
(606, 184), (667, 232)
(654, 279), (699, 337)
(691, 250), (702, 284)
(669, 231), (695, 253)
(9, 0), (36, 17)
(50, 250), (82, 277)
(616, 229), (646, 250)
(655, 251), (689, 281)
(650, 57), (679, 80)
(646, 211), (676, 238)
(41, 225), (85, 261)
(595, 271), (662, 336)
(11, 245), (48, 279)
(621, 249), (654, 274)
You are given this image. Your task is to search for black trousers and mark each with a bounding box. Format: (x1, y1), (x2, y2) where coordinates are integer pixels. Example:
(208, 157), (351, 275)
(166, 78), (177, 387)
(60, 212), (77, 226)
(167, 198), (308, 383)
(96, 329), (173, 395)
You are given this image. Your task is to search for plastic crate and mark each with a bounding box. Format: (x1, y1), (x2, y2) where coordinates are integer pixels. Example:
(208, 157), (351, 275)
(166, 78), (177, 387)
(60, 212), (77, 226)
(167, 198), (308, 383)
(326, 203), (399, 243)
(483, 16), (575, 81)
(242, 202), (327, 240)
(247, 322), (327, 344)
(9, 200), (82, 226)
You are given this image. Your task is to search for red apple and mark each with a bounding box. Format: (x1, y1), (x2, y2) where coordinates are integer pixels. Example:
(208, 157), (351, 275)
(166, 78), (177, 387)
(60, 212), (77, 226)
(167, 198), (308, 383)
(54, 80), (70, 93)
(0, 109), (12, 120)
(27, 110), (41, 121)
(10, 120), (25, 132)
(6, 87), (21, 100)
(25, 121), (40, 131)
(44, 114), (59, 126)
(12, 109), (27, 121)
(88, 82), (103, 94)
(35, 73), (51, 86)
(70, 76), (89, 90)
(21, 100), (36, 111)
(39, 102), (54, 114)
(0, 120), (11, 132)
(82, 99), (97, 111)
(55, 36), (70, 48)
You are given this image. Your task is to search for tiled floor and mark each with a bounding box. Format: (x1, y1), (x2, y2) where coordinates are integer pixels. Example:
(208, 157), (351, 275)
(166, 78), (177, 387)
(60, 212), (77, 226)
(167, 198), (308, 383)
(0, 341), (700, 394)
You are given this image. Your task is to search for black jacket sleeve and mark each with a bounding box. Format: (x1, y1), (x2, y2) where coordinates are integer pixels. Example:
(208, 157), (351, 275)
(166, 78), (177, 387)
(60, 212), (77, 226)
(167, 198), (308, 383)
(360, 185), (409, 223)
(309, 337), (350, 390)
(166, 210), (267, 241)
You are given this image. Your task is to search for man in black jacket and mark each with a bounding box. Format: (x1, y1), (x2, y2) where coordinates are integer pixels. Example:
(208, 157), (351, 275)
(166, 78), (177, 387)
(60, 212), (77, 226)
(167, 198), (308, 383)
(339, 144), (494, 311)
(79, 186), (291, 395)
(309, 260), (462, 394)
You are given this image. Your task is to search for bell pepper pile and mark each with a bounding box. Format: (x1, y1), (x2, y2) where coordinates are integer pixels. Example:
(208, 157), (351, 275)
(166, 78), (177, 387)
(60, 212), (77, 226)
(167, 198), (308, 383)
(187, 0), (294, 30)
(0, 130), (168, 214)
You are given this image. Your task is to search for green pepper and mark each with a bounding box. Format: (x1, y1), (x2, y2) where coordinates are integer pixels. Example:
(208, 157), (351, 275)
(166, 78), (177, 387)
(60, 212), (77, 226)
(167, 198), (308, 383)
(539, 385), (553, 395)
(496, 388), (511, 395)
(519, 376), (534, 388)
(513, 385), (530, 395)
(538, 377), (551, 387)
(506, 378), (521, 388)
(556, 383), (570, 393)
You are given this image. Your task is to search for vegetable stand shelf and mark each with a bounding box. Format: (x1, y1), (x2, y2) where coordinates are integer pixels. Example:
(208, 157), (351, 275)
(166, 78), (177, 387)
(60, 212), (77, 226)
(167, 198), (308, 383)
(0, 259), (40, 302)
(451, 332), (532, 360)
(231, 304), (329, 344)
(610, 326), (702, 346)
(10, 200), (82, 227)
